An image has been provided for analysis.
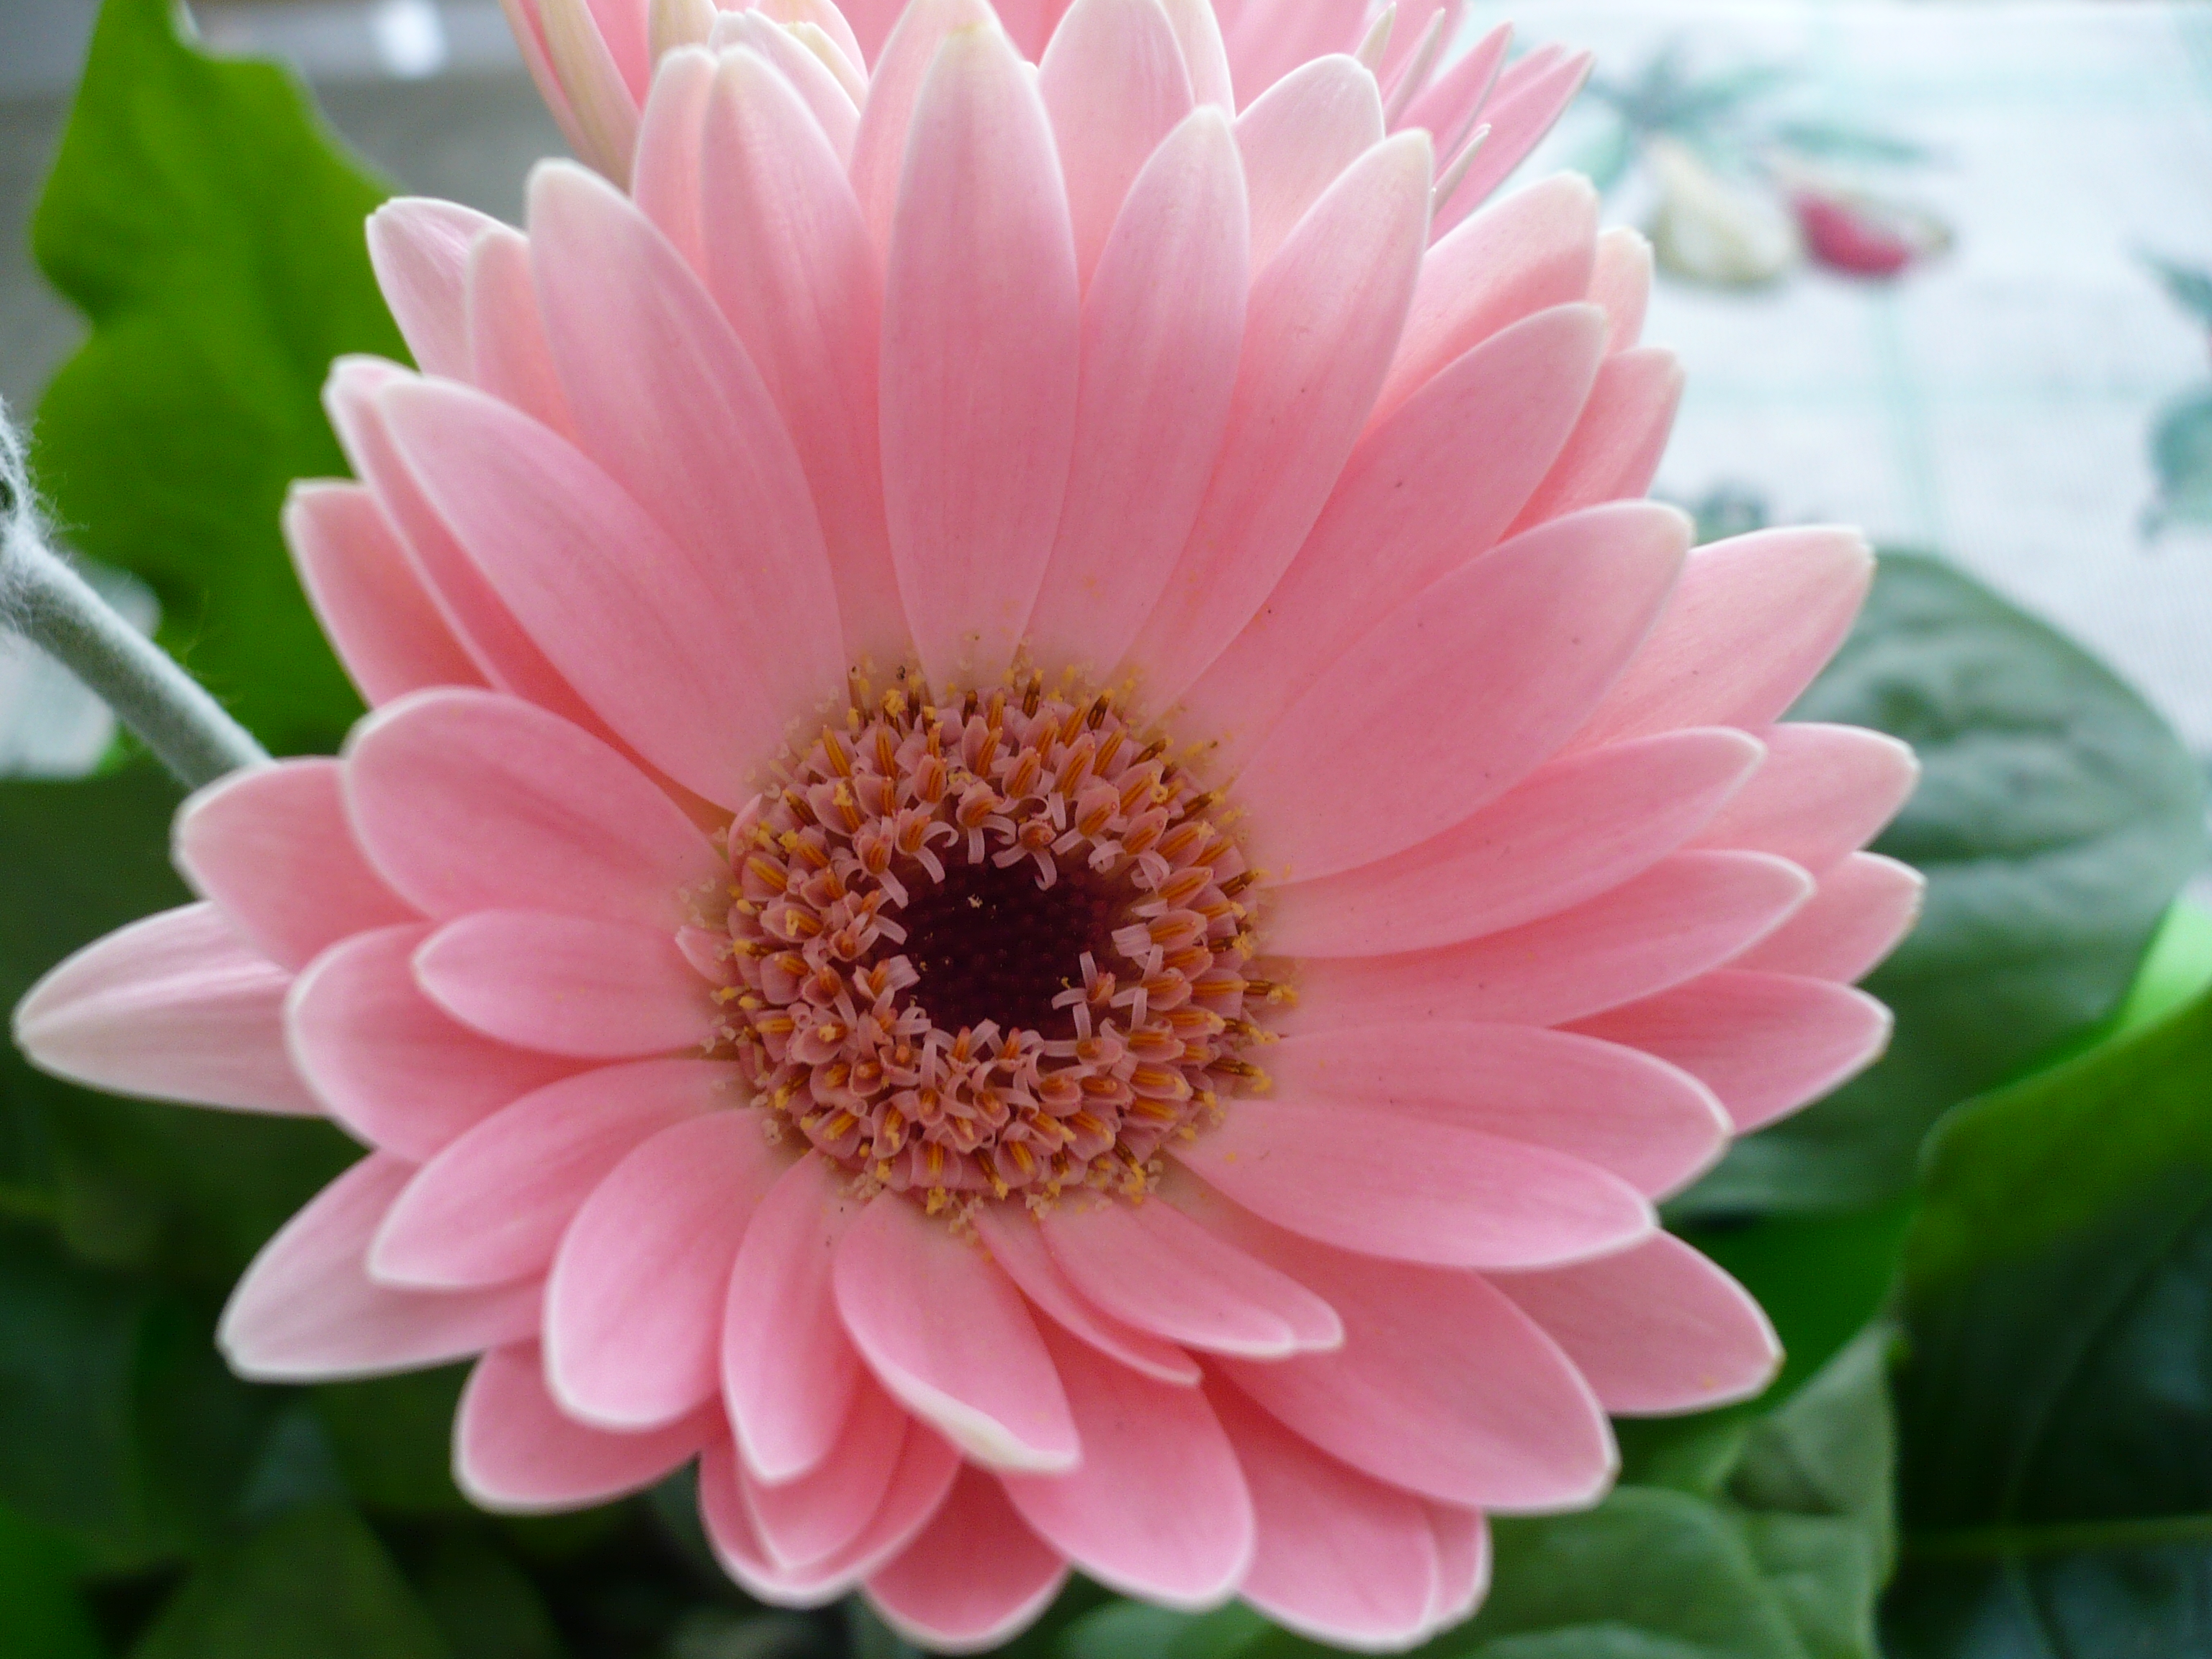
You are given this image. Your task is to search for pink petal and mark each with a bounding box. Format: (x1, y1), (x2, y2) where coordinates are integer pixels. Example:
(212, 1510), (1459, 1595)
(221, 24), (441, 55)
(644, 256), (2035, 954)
(1211, 1384), (1440, 1648)
(716, 14), (863, 163)
(283, 482), (484, 706)
(1588, 225), (1653, 351)
(742, 1377), (910, 1568)
(343, 688), (719, 927)
(1220, 0), (1364, 104)
(1395, 20), (1507, 143)
(413, 909), (714, 1058)
(1022, 107), (1249, 674)
(15, 903), (317, 1116)
(1002, 1326), (1253, 1606)
(1123, 132), (1431, 703)
(1269, 728), (1762, 957)
(536, 0), (641, 180)
(879, 21), (1082, 689)
(1433, 48), (1592, 237)
(174, 760), (417, 972)
(863, 1467), (1069, 1652)
(1235, 56), (1383, 269)
(1422, 1503), (1492, 1634)
(1692, 723), (1919, 873)
(1184, 303), (1609, 766)
(1040, 1195), (1342, 1358)
(1735, 852), (1922, 983)
(1576, 528), (1875, 750)
(1183, 1179), (1615, 1510)
(498, 0), (585, 157)
(371, 1057), (734, 1287)
(366, 199), (495, 379)
(526, 163), (843, 727)
(848, 0), (997, 256)
(724, 1152), (868, 1483)
(1262, 1021), (1730, 1199)
(1159, 0), (1233, 109)
(376, 375), (784, 806)
(1570, 968), (1893, 1133)
(218, 1153), (540, 1380)
(1373, 172), (1597, 426)
(1493, 1232), (1781, 1416)
(456, 1342), (716, 1511)
(701, 50), (907, 673)
(992, 0), (1071, 58)
(760, 0), (868, 81)
(630, 45), (715, 269)
(1372, 0), (1457, 89)
(835, 0), (906, 63)
(325, 357), (592, 719)
(1502, 346), (1683, 538)
(1236, 501), (1690, 881)
(545, 1110), (786, 1426)
(699, 1422), (963, 1604)
(1280, 850), (1814, 1033)
(971, 1204), (1201, 1386)
(833, 1192), (1079, 1471)
(466, 227), (576, 438)
(1176, 1098), (1653, 1269)
(1040, 0), (1195, 289)
(285, 923), (577, 1159)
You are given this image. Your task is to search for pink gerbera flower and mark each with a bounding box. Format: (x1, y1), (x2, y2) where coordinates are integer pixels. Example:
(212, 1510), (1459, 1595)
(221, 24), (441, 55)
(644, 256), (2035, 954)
(505, 0), (1591, 247)
(14, 2), (1920, 1650)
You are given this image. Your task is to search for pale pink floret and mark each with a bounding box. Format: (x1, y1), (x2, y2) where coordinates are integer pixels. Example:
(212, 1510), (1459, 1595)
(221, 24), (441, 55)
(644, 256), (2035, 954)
(12, 4), (1920, 1650)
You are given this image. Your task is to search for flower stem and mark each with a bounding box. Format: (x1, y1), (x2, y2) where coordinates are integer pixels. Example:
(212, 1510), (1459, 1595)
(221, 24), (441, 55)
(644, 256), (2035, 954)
(0, 403), (269, 789)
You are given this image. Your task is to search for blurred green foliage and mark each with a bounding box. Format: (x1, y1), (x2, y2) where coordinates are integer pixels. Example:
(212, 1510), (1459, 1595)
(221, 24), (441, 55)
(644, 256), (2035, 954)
(30, 0), (395, 757)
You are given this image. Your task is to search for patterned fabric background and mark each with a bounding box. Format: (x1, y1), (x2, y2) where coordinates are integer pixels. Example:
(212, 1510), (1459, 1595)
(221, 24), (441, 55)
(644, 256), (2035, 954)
(1486, 0), (2212, 767)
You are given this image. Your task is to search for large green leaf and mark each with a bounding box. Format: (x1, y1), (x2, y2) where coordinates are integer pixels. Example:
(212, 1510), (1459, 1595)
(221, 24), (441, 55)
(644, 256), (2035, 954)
(408, 1531), (569, 1659)
(1883, 984), (2212, 1657)
(2146, 385), (2212, 536)
(1687, 552), (2206, 1215)
(0, 1222), (273, 1570)
(0, 1503), (106, 1659)
(31, 0), (403, 757)
(313, 1367), (472, 1516)
(130, 1503), (449, 1658)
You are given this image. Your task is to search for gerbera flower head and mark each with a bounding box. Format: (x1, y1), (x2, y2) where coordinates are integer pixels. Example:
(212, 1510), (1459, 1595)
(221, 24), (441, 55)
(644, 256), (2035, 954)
(14, 3), (1920, 1650)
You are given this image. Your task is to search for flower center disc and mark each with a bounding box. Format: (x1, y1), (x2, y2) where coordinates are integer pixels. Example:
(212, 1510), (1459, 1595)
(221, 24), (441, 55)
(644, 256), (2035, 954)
(716, 675), (1269, 1210)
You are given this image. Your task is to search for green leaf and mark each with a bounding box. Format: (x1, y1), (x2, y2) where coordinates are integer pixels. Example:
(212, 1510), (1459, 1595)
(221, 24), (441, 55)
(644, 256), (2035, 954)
(0, 1503), (107, 1659)
(2144, 251), (2212, 328)
(409, 1531), (568, 1659)
(0, 768), (356, 1285)
(1883, 984), (2212, 1657)
(0, 1223), (274, 1570)
(2146, 385), (2212, 536)
(1453, 1330), (1895, 1659)
(130, 1503), (449, 1658)
(31, 0), (403, 757)
(1686, 552), (2206, 1215)
(1673, 1200), (1917, 1403)
(313, 1367), (472, 1516)
(1058, 1602), (1269, 1659)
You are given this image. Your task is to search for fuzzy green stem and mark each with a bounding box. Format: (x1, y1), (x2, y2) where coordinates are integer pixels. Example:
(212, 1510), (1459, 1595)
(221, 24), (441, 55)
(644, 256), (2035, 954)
(0, 402), (268, 789)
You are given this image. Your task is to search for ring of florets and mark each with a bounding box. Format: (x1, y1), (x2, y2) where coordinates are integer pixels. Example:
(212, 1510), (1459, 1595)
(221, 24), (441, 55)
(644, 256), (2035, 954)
(701, 671), (1279, 1214)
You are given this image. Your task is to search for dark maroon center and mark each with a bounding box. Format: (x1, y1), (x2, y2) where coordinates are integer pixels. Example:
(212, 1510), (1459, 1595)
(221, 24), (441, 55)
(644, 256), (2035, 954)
(888, 858), (1125, 1038)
